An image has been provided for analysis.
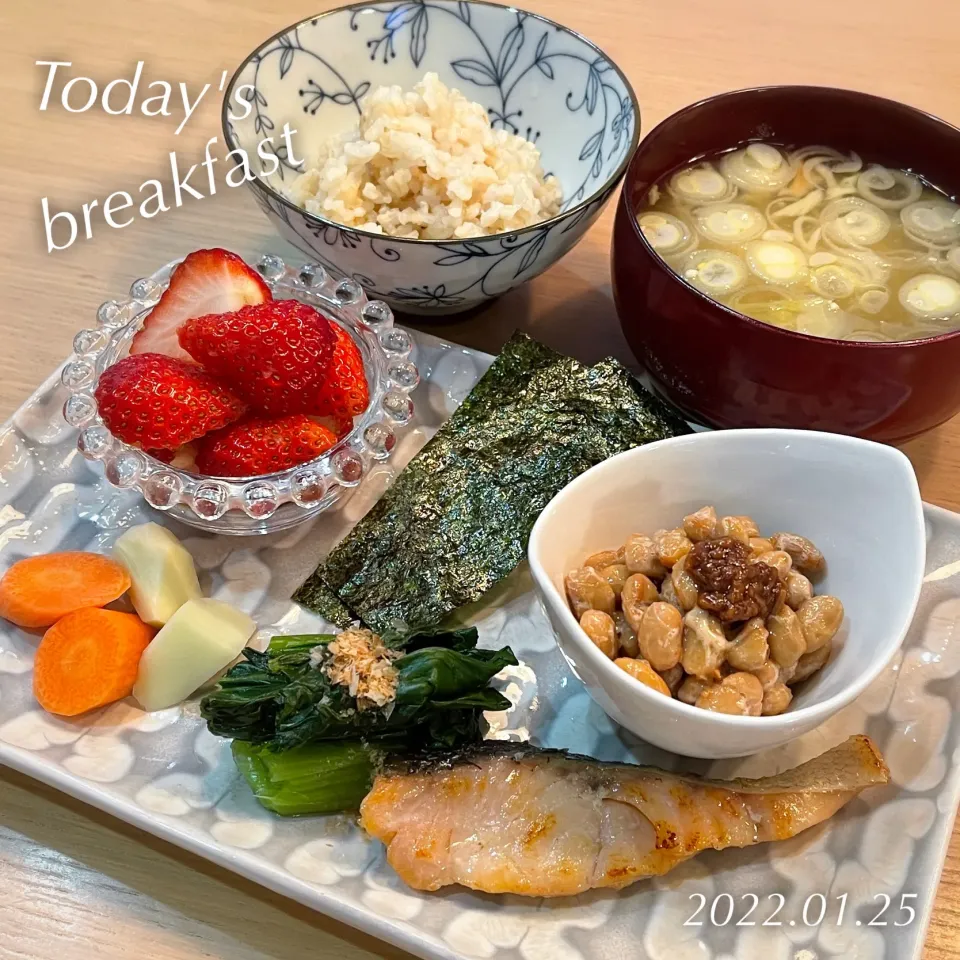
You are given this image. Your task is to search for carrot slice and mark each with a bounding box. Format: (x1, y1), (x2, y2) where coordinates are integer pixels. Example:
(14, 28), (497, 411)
(0, 552), (131, 628)
(33, 608), (155, 716)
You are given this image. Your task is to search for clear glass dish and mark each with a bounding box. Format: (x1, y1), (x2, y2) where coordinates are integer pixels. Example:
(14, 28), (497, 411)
(61, 254), (419, 535)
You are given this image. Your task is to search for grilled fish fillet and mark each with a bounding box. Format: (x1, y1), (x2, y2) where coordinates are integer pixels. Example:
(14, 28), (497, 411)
(360, 735), (888, 896)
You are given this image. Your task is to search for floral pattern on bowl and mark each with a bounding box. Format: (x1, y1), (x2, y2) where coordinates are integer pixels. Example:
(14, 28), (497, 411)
(61, 255), (419, 535)
(222, 1), (640, 315)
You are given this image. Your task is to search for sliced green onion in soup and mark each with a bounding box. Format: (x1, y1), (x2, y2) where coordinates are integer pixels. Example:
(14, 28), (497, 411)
(803, 160), (838, 193)
(668, 164), (733, 204)
(678, 249), (748, 296)
(812, 251), (889, 290)
(794, 300), (857, 339)
(799, 149), (861, 185)
(830, 154), (863, 176)
(770, 188), (825, 220)
(727, 287), (801, 329)
(746, 143), (784, 169)
(809, 252), (838, 267)
(693, 203), (767, 244)
(825, 174), (862, 200)
(898, 273), (960, 318)
(809, 263), (858, 299)
(728, 286), (794, 310)
(858, 288), (890, 314)
(637, 212), (696, 256)
(900, 199), (960, 247)
(883, 247), (941, 272)
(788, 149), (860, 193)
(720, 145), (794, 192)
(793, 216), (822, 252)
(821, 197), (891, 247)
(856, 166), (923, 209)
(948, 247), (960, 273)
(839, 250), (892, 285)
(790, 146), (849, 164)
(744, 240), (808, 284)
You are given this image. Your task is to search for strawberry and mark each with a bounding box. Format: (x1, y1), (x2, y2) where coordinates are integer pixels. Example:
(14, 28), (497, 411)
(310, 321), (370, 419)
(94, 353), (246, 450)
(178, 300), (337, 416)
(130, 248), (270, 361)
(196, 415), (339, 478)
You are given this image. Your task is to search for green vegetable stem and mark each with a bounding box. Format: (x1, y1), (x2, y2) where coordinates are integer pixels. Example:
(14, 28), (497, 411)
(231, 739), (379, 816)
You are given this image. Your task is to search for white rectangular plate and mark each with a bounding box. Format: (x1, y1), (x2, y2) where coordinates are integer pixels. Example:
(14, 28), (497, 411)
(1, 330), (959, 960)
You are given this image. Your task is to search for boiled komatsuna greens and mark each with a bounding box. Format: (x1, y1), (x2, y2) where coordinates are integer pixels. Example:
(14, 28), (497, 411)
(294, 332), (689, 633)
(200, 627), (517, 816)
(201, 626), (515, 751)
(200, 625), (517, 815)
(230, 739), (384, 816)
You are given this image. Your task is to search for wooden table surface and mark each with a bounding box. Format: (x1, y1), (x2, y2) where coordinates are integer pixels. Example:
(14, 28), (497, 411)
(3, 0), (960, 957)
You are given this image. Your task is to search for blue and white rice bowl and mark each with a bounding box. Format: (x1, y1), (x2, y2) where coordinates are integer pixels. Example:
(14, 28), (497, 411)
(223, 0), (640, 315)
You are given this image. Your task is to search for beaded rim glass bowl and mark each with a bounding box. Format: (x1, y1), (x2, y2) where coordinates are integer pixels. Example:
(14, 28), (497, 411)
(62, 254), (420, 535)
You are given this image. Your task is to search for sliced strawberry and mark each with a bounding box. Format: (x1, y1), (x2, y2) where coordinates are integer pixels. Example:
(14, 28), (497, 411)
(130, 249), (270, 361)
(310, 321), (370, 419)
(94, 353), (246, 450)
(196, 415), (339, 478)
(178, 300), (337, 416)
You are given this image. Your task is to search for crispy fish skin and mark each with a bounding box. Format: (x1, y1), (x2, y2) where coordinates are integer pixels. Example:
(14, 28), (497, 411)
(359, 735), (888, 897)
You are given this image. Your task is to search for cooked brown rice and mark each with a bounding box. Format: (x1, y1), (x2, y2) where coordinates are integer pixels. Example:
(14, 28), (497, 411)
(287, 72), (562, 240)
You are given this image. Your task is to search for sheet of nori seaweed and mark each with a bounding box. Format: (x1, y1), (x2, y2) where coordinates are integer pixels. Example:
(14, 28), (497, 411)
(294, 333), (690, 632)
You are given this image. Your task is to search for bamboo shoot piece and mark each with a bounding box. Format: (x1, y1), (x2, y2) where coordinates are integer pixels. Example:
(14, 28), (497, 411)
(133, 598), (255, 711)
(114, 523), (201, 627)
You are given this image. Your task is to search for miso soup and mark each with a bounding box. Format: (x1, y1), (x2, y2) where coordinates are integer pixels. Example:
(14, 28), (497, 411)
(636, 143), (960, 341)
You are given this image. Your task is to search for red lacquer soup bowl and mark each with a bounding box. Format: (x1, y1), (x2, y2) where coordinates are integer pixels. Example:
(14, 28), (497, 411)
(611, 86), (960, 443)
